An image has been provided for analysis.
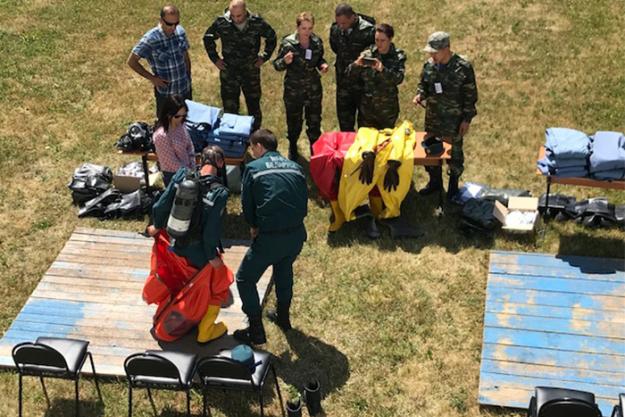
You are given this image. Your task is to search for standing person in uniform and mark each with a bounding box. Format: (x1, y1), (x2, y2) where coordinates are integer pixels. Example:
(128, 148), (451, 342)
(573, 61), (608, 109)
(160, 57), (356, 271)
(128, 4), (192, 116)
(203, 0), (276, 132)
(347, 23), (406, 130)
(412, 32), (478, 200)
(152, 95), (195, 187)
(273, 12), (329, 161)
(329, 3), (375, 132)
(147, 146), (231, 343)
(233, 129), (308, 345)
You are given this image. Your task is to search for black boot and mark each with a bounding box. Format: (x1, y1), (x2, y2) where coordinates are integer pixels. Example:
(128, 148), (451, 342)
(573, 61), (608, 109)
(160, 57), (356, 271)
(419, 166), (443, 195)
(304, 380), (323, 417)
(286, 397), (303, 417)
(447, 174), (460, 202)
(288, 141), (299, 161)
(266, 302), (292, 331)
(233, 315), (266, 345)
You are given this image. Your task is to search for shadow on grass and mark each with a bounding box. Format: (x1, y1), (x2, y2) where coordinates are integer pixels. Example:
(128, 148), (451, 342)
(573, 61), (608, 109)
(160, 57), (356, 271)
(558, 232), (625, 263)
(326, 187), (496, 254)
(43, 398), (104, 417)
(277, 328), (349, 402)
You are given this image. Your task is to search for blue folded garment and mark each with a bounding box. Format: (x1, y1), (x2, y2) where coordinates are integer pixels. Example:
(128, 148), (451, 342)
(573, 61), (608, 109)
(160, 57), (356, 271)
(553, 166), (589, 178)
(218, 113), (254, 137)
(545, 127), (590, 159)
(592, 169), (625, 180)
(185, 100), (222, 126)
(537, 158), (553, 175)
(543, 150), (587, 168)
(589, 131), (625, 173)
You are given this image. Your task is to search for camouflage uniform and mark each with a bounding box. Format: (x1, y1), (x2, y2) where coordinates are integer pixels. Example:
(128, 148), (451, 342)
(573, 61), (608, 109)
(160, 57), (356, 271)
(347, 43), (406, 130)
(417, 53), (478, 177)
(273, 33), (327, 153)
(329, 14), (376, 132)
(203, 10), (276, 131)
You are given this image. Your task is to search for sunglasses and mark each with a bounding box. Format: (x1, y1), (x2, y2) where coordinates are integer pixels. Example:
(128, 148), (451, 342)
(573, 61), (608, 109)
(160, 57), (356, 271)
(162, 20), (179, 27)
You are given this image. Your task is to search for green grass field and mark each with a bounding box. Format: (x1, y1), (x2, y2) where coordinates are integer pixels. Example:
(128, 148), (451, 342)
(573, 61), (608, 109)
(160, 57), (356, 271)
(0, 0), (624, 416)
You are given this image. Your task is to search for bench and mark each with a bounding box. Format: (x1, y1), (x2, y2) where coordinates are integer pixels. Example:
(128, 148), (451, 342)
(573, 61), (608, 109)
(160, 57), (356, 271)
(536, 146), (625, 211)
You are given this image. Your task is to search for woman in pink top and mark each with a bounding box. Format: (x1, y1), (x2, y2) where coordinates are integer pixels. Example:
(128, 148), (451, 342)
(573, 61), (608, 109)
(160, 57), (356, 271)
(153, 95), (196, 186)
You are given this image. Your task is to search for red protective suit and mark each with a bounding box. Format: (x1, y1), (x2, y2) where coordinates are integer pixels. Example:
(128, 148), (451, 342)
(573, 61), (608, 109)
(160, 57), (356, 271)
(310, 131), (357, 201)
(142, 231), (233, 342)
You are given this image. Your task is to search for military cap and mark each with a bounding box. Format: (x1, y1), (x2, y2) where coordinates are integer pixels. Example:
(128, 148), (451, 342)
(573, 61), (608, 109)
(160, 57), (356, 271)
(423, 31), (450, 53)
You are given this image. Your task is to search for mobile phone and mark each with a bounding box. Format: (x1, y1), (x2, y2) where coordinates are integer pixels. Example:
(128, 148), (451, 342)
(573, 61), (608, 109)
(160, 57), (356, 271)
(362, 57), (377, 66)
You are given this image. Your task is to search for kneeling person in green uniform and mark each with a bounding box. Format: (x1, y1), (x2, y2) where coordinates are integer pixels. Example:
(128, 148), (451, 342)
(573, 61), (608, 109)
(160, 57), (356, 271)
(148, 145), (230, 343)
(233, 129), (308, 345)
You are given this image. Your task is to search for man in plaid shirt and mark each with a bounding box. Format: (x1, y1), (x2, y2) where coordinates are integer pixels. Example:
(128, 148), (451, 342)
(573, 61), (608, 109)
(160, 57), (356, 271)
(128, 5), (192, 116)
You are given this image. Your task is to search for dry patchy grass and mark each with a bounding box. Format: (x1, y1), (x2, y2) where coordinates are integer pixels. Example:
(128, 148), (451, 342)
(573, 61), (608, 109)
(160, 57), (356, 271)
(0, 0), (623, 416)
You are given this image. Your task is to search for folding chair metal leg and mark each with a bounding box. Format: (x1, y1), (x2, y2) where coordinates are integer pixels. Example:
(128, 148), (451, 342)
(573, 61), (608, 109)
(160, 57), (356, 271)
(88, 352), (102, 403)
(18, 374), (22, 417)
(147, 386), (157, 415)
(128, 385), (133, 417)
(271, 365), (286, 417)
(259, 390), (265, 417)
(40, 376), (51, 408)
(186, 390), (191, 417)
(75, 377), (80, 417)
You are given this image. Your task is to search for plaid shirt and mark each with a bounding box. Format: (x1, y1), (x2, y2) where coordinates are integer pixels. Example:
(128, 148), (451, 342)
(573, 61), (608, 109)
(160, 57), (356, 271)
(153, 125), (196, 173)
(132, 25), (190, 95)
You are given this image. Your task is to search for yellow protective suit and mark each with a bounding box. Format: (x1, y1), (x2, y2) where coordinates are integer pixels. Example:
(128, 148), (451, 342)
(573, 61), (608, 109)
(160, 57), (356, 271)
(377, 121), (417, 219)
(338, 127), (393, 221)
(334, 122), (416, 226)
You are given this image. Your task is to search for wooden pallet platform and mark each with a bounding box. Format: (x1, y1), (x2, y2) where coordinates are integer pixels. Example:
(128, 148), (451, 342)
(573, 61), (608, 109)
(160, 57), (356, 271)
(0, 227), (272, 377)
(479, 250), (625, 416)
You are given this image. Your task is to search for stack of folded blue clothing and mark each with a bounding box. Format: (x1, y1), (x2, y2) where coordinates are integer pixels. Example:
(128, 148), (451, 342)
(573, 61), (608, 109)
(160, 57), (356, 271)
(537, 127), (590, 177)
(589, 131), (625, 180)
(207, 113), (254, 158)
(184, 100), (222, 152)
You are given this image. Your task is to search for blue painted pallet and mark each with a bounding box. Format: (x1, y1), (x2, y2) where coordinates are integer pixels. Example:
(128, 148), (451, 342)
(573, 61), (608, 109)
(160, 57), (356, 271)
(479, 250), (625, 416)
(0, 228), (272, 377)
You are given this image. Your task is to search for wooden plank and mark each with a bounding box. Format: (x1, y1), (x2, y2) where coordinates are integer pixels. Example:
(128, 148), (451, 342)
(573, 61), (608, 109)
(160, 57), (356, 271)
(490, 251), (625, 273)
(484, 312), (625, 339)
(486, 287), (624, 312)
(43, 275), (147, 289)
(481, 343), (625, 373)
(70, 233), (154, 247)
(485, 301), (625, 324)
(489, 263), (625, 283)
(489, 274), (625, 298)
(483, 326), (625, 356)
(480, 358), (625, 387)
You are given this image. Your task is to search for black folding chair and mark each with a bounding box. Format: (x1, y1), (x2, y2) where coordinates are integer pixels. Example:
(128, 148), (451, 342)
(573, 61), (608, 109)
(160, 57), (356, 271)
(527, 386), (602, 417)
(196, 349), (285, 417)
(124, 350), (197, 417)
(612, 393), (625, 417)
(12, 337), (102, 417)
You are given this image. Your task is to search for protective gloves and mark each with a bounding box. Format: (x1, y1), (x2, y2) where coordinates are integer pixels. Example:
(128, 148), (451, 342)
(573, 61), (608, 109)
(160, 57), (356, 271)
(383, 160), (401, 192)
(358, 151), (376, 184)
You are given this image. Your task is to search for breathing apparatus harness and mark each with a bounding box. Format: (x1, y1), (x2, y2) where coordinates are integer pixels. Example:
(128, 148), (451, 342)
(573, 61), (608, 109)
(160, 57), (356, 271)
(166, 147), (227, 248)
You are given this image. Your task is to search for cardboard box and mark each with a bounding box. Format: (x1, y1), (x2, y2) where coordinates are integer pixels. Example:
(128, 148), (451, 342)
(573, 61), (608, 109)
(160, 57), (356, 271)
(113, 174), (142, 193)
(493, 197), (539, 232)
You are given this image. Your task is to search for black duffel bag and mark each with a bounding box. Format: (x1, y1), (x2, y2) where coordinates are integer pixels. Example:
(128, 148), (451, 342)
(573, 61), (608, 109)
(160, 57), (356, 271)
(68, 163), (113, 205)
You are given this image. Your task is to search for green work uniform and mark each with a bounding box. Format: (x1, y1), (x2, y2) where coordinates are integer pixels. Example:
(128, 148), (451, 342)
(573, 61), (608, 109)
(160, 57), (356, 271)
(416, 53), (478, 176)
(152, 168), (229, 269)
(236, 151), (308, 317)
(329, 14), (375, 132)
(347, 43), (406, 130)
(273, 32), (327, 150)
(203, 10), (277, 131)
